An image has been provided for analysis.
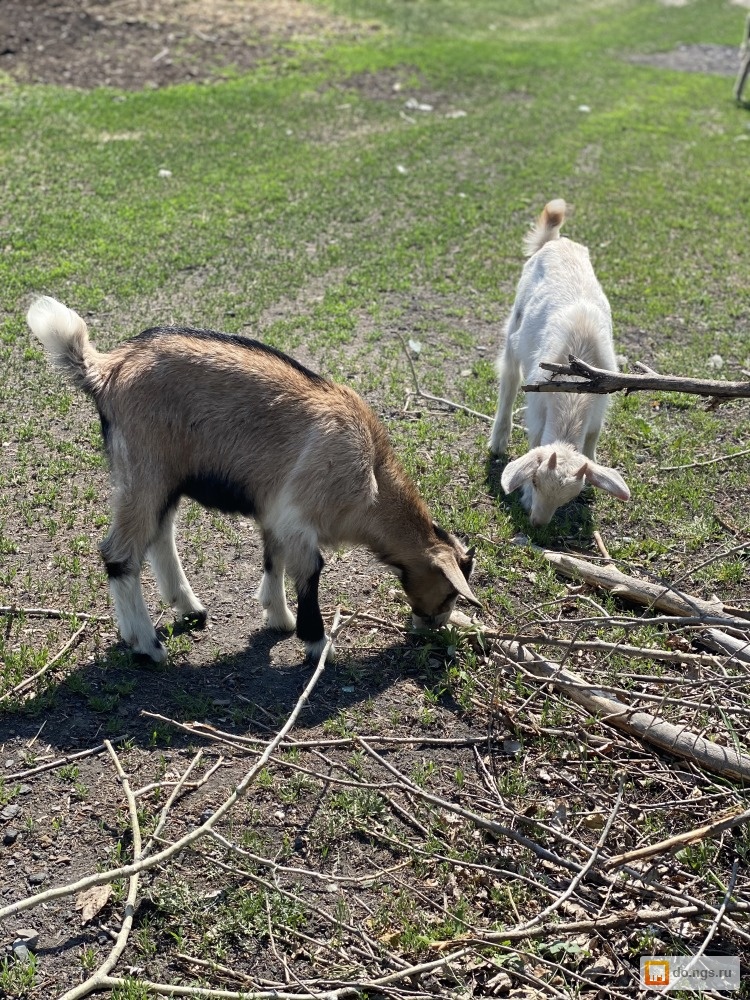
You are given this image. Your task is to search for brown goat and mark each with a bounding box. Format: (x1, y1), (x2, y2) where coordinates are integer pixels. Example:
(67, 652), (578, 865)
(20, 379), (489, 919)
(27, 296), (479, 662)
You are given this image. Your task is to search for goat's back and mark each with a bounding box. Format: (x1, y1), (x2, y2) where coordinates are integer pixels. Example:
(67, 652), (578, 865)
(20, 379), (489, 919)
(97, 328), (390, 535)
(508, 238), (614, 370)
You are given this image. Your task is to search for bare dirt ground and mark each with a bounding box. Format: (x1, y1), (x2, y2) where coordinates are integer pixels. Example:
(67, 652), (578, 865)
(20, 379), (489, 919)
(0, 0), (363, 90)
(1, 5), (748, 999)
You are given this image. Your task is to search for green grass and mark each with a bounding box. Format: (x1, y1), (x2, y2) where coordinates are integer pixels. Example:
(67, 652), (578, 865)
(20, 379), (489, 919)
(1, 0), (749, 992)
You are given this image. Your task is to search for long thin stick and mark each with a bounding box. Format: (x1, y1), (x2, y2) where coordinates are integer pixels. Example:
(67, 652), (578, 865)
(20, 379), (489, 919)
(396, 330), (493, 422)
(0, 611), (351, 921)
(0, 622), (88, 702)
(60, 741), (143, 1000)
(604, 807), (750, 870)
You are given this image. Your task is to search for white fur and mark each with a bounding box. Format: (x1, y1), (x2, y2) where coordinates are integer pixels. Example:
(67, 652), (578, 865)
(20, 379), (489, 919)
(489, 199), (630, 526)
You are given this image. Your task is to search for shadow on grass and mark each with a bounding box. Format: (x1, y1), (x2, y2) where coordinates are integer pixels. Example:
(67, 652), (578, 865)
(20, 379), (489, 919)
(0, 614), (464, 753)
(485, 451), (597, 545)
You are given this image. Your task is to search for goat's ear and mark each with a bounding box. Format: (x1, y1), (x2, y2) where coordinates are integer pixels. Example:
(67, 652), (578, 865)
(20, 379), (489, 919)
(501, 452), (541, 495)
(547, 451), (557, 471)
(438, 552), (481, 607)
(458, 545), (476, 581)
(583, 462), (631, 501)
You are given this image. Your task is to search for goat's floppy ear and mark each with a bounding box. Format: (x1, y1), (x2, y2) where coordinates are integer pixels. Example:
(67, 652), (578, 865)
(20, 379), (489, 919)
(581, 461), (631, 501)
(435, 550), (481, 607)
(501, 452), (541, 495)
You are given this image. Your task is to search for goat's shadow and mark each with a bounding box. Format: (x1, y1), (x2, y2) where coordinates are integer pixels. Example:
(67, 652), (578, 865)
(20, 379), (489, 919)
(0, 614), (465, 753)
(485, 451), (596, 544)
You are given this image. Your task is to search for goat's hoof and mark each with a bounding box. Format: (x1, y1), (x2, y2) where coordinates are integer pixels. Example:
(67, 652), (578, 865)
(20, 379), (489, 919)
(130, 636), (168, 664)
(181, 608), (208, 629)
(264, 608), (297, 633)
(304, 636), (335, 663)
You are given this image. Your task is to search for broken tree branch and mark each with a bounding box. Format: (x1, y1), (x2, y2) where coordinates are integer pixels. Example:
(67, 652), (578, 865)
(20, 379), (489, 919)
(496, 640), (750, 782)
(523, 355), (750, 402)
(60, 741), (142, 1000)
(541, 549), (750, 630)
(604, 806), (750, 870)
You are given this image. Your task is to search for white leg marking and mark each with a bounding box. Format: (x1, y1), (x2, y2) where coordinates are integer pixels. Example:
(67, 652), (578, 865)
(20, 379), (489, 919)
(109, 574), (167, 662)
(255, 570), (296, 632)
(148, 517), (206, 620)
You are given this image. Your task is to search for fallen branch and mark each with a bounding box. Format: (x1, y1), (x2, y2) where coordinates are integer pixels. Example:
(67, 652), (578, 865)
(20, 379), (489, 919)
(660, 447), (750, 472)
(541, 549), (750, 630)
(396, 330), (493, 423)
(700, 628), (750, 666)
(469, 899), (750, 944)
(604, 807), (750, 870)
(0, 605), (109, 621)
(60, 741), (142, 1000)
(496, 640), (750, 782)
(3, 738), (128, 782)
(523, 355), (750, 402)
(0, 610), (351, 921)
(0, 622), (88, 703)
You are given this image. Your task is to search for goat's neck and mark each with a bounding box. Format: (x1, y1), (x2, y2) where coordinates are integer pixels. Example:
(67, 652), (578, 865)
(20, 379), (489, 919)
(541, 393), (595, 452)
(363, 458), (434, 564)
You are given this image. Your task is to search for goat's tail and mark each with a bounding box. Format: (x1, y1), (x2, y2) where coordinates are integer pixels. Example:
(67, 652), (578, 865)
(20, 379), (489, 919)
(522, 198), (567, 257)
(27, 296), (106, 397)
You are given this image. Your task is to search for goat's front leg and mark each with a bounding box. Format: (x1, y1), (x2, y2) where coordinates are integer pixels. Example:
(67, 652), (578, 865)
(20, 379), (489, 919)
(489, 349), (522, 455)
(290, 547), (332, 662)
(255, 529), (296, 632)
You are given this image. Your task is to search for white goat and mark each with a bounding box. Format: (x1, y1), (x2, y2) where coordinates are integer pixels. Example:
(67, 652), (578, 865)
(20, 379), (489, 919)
(488, 199), (630, 526)
(28, 297), (479, 663)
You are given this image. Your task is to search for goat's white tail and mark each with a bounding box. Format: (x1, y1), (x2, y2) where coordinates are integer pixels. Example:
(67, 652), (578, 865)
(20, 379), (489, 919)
(522, 198), (567, 257)
(27, 296), (104, 396)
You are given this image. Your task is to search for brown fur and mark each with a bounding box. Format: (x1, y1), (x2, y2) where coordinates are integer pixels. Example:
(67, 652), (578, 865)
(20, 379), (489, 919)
(28, 297), (479, 662)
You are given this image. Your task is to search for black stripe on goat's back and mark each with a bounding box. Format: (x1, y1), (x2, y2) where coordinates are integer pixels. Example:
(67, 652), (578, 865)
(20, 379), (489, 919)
(165, 472), (256, 519)
(132, 326), (327, 385)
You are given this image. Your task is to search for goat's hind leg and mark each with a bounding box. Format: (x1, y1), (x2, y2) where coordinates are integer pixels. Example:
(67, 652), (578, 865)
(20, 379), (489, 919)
(255, 530), (296, 632)
(148, 506), (207, 627)
(101, 499), (167, 663)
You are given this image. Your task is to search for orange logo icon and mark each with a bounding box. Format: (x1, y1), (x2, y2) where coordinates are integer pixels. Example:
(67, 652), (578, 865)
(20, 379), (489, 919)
(644, 960), (670, 987)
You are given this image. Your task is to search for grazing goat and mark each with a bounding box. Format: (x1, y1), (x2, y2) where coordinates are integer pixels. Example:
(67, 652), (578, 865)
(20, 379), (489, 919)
(28, 297), (479, 663)
(488, 199), (630, 526)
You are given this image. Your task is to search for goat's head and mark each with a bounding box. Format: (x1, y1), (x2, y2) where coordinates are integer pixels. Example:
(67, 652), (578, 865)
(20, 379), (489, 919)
(501, 444), (630, 527)
(391, 524), (480, 629)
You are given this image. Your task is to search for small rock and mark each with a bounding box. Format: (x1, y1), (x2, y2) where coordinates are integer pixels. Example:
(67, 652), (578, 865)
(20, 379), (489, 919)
(16, 785), (32, 796)
(404, 97), (433, 112)
(12, 942), (30, 964)
(14, 928), (39, 952)
(28, 871), (48, 886)
(3, 828), (19, 846)
(0, 804), (21, 822)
